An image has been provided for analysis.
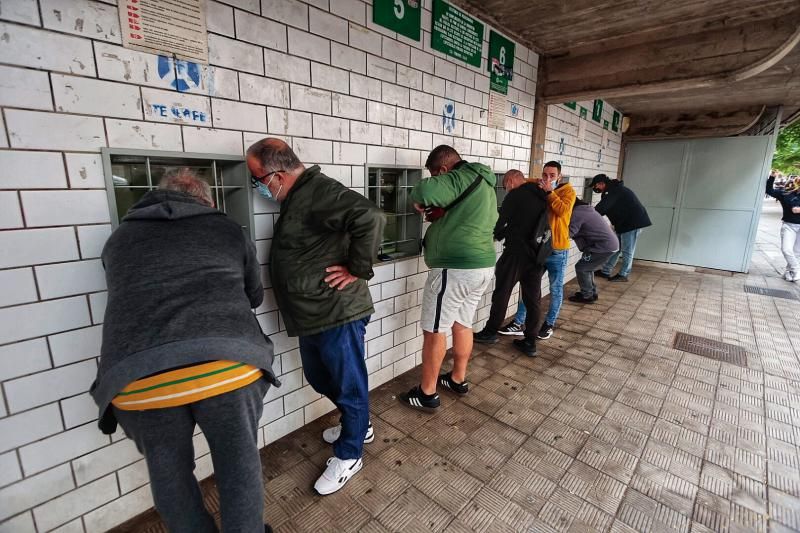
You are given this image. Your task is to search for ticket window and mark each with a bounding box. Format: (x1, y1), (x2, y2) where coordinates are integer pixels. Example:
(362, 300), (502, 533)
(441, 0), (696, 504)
(102, 148), (255, 239)
(366, 166), (424, 262)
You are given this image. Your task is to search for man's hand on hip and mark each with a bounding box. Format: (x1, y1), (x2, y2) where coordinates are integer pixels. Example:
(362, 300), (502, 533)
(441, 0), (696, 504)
(325, 265), (358, 290)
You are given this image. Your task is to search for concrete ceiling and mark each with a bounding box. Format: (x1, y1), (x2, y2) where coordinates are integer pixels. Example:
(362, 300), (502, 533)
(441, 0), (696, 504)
(459, 0), (800, 137)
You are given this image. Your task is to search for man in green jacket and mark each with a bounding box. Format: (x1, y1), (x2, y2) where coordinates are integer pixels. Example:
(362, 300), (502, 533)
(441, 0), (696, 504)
(398, 145), (498, 411)
(246, 138), (385, 495)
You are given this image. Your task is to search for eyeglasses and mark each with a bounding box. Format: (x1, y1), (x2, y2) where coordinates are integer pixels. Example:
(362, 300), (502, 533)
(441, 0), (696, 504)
(250, 170), (285, 188)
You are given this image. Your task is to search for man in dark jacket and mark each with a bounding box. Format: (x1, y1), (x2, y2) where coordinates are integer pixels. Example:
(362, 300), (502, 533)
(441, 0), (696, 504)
(473, 169), (548, 356)
(567, 199), (620, 303)
(591, 174), (652, 282)
(93, 169), (277, 533)
(246, 138), (385, 495)
(766, 174), (800, 281)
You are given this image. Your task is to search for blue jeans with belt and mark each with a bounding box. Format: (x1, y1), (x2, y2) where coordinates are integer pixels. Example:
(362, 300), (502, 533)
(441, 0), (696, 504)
(602, 229), (642, 277)
(299, 317), (370, 460)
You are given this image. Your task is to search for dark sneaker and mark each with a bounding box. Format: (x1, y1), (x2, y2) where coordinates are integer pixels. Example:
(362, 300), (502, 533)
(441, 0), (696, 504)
(498, 321), (525, 336)
(473, 328), (499, 344)
(595, 271), (611, 279)
(568, 293), (596, 303)
(513, 338), (538, 357)
(265, 525), (273, 533)
(536, 323), (554, 340)
(439, 371), (469, 395)
(572, 291), (598, 301)
(398, 385), (440, 412)
(609, 274), (628, 282)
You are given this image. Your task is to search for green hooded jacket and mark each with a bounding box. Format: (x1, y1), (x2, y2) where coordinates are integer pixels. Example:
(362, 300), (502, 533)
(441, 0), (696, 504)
(410, 161), (498, 269)
(270, 166), (386, 337)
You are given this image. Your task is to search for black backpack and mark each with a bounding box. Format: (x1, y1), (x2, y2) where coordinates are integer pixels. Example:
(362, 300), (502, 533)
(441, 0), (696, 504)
(528, 208), (553, 265)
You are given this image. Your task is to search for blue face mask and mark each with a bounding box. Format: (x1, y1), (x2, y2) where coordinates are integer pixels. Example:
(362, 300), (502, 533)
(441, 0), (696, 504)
(254, 174), (281, 201)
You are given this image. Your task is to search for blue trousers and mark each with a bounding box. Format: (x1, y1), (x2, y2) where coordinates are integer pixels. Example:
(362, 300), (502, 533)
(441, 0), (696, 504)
(514, 249), (569, 326)
(602, 229), (642, 277)
(299, 317), (370, 460)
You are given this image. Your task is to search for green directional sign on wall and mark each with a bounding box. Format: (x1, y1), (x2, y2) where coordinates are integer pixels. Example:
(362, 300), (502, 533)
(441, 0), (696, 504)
(592, 99), (604, 122)
(373, 0), (421, 41)
(564, 102), (577, 110)
(579, 107), (588, 119)
(488, 30), (515, 94)
(431, 0), (483, 68)
(612, 110), (621, 132)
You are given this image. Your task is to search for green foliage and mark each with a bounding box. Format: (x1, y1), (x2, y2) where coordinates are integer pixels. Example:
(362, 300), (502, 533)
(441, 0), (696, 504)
(773, 121), (800, 174)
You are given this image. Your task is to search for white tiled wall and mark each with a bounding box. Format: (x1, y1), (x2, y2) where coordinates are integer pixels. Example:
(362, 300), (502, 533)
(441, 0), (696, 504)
(0, 0), (621, 530)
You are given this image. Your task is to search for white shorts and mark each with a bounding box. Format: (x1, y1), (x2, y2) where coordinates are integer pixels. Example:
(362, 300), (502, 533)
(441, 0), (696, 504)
(420, 267), (494, 333)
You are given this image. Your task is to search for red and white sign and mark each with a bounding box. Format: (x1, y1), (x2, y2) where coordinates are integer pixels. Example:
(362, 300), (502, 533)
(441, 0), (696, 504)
(119, 0), (208, 64)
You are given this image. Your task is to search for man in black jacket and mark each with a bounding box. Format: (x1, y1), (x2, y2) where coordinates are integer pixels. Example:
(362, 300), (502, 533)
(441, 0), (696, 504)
(591, 174), (652, 282)
(246, 138), (385, 495)
(94, 169), (277, 533)
(473, 170), (548, 356)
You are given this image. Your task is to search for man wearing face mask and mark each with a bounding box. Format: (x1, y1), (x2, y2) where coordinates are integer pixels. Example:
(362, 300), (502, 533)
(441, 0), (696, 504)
(246, 138), (385, 495)
(590, 174), (652, 282)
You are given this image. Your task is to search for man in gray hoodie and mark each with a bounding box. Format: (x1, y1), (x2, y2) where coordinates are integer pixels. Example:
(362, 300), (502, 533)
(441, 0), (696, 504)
(92, 169), (278, 533)
(567, 199), (620, 303)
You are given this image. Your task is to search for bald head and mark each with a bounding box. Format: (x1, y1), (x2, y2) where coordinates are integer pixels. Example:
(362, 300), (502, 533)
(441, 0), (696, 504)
(503, 169), (526, 192)
(246, 137), (305, 202)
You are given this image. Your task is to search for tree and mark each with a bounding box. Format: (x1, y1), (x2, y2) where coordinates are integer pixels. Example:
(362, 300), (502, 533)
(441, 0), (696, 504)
(773, 121), (800, 174)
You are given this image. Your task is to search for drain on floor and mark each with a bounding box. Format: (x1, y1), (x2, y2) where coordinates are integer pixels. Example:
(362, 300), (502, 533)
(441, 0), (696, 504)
(743, 285), (798, 300)
(673, 332), (748, 367)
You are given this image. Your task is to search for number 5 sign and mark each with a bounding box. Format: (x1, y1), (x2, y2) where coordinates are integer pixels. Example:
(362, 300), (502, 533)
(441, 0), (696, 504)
(373, 0), (421, 41)
(488, 30), (515, 95)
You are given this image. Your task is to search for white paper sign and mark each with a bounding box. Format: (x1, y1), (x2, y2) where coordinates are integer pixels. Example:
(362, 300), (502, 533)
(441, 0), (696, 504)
(488, 91), (506, 129)
(119, 0), (209, 64)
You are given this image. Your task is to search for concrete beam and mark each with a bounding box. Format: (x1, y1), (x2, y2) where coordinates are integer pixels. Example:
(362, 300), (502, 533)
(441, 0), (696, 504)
(624, 106), (767, 140)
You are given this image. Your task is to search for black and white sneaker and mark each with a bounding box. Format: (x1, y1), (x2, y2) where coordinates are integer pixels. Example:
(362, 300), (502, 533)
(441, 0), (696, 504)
(439, 371), (469, 395)
(537, 323), (554, 340)
(313, 456), (363, 495)
(398, 385), (440, 412)
(322, 421), (374, 444)
(498, 321), (525, 336)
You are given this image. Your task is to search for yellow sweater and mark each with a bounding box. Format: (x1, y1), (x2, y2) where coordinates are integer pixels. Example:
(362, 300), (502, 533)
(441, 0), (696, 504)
(547, 183), (576, 250)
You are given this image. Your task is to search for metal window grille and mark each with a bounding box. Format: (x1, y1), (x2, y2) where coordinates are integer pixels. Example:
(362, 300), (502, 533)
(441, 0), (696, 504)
(101, 148), (255, 239)
(366, 166), (424, 262)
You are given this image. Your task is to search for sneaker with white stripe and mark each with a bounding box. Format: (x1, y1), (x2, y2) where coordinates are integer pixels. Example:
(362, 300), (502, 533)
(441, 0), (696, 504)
(398, 385), (440, 412)
(313, 456), (363, 495)
(322, 422), (374, 444)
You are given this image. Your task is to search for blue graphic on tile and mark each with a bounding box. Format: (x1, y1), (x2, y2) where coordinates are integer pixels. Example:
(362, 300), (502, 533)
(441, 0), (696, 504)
(157, 55), (202, 92)
(442, 100), (456, 133)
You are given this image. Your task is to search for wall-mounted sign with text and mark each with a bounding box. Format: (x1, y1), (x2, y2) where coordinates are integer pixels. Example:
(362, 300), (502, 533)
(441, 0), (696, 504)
(488, 30), (514, 95)
(431, 0), (483, 68)
(119, 0), (209, 64)
(612, 111), (621, 132)
(373, 0), (421, 41)
(592, 99), (604, 122)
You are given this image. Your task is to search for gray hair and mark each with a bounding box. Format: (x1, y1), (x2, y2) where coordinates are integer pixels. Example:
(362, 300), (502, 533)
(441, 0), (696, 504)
(157, 168), (214, 207)
(246, 139), (303, 173)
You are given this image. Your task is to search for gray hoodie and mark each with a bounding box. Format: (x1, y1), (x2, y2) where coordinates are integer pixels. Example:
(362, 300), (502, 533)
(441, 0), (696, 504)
(569, 203), (620, 254)
(91, 190), (277, 434)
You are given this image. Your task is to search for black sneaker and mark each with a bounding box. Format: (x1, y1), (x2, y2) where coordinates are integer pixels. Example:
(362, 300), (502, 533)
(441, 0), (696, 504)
(513, 338), (538, 357)
(572, 291), (598, 301)
(568, 293), (597, 303)
(473, 328), (499, 344)
(439, 371), (469, 395)
(595, 271), (611, 279)
(609, 274), (628, 282)
(537, 323), (554, 340)
(265, 525), (273, 533)
(398, 385), (440, 412)
(498, 321), (525, 336)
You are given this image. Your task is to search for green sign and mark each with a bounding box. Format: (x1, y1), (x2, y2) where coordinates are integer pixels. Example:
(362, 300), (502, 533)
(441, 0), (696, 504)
(612, 110), (621, 132)
(488, 30), (514, 94)
(373, 0), (421, 41)
(431, 0), (483, 68)
(592, 99), (604, 122)
(564, 102), (577, 110)
(579, 107), (588, 119)
(603, 120), (609, 130)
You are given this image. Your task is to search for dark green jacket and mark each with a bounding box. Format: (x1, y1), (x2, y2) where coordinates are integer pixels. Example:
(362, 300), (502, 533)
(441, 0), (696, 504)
(270, 166), (385, 337)
(410, 161), (498, 269)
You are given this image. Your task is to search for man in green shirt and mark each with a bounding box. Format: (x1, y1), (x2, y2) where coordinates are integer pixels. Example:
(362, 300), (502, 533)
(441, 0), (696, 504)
(398, 145), (498, 411)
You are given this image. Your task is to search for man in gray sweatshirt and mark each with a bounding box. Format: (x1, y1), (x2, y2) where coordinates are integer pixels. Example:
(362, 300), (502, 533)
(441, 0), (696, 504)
(567, 199), (620, 303)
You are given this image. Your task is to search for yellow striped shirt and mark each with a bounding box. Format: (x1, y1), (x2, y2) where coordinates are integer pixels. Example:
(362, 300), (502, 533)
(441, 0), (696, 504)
(112, 360), (263, 410)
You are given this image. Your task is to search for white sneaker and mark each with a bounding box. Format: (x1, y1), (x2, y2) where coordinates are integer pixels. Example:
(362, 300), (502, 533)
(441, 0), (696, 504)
(322, 422), (374, 444)
(313, 457), (363, 495)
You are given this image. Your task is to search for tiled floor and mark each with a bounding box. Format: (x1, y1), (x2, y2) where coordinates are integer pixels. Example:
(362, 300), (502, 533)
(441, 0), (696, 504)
(117, 201), (800, 533)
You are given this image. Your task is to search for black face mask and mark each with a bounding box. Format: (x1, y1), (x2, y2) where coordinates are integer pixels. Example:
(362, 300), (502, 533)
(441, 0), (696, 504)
(593, 187), (602, 194)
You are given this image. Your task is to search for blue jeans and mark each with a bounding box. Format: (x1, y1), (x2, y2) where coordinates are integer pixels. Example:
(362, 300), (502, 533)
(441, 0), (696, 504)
(299, 317), (370, 460)
(602, 229), (642, 277)
(514, 249), (569, 326)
